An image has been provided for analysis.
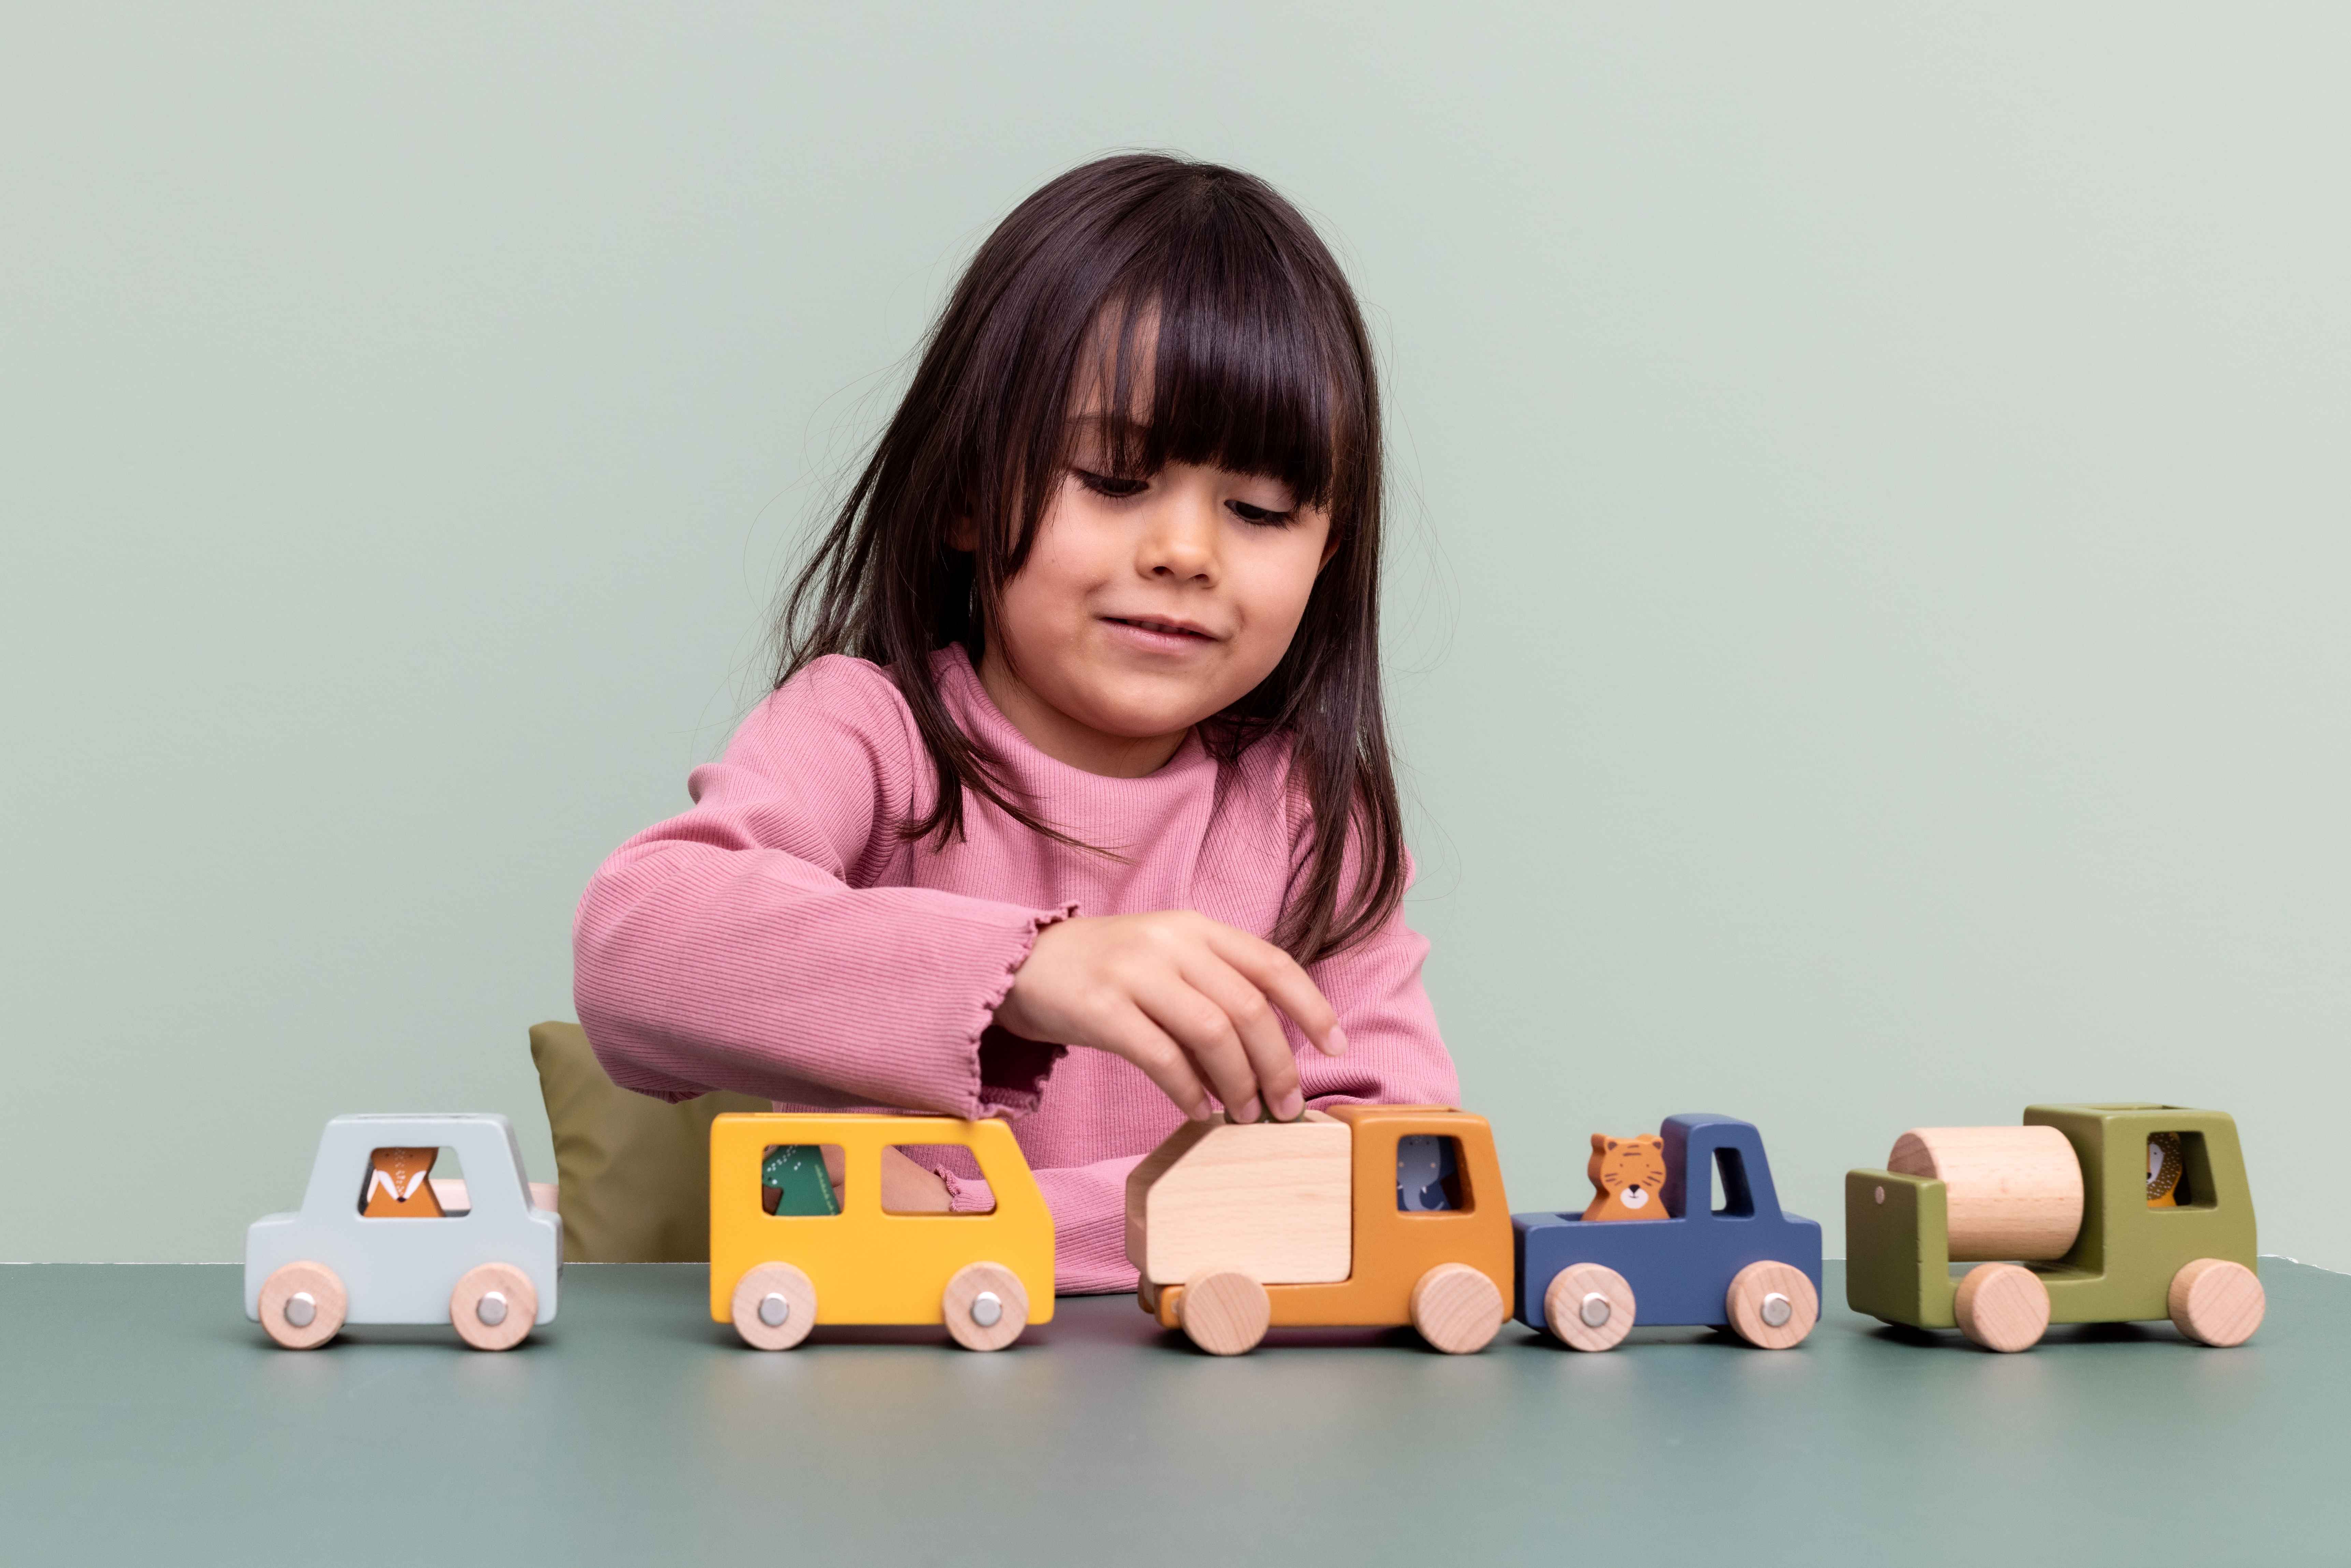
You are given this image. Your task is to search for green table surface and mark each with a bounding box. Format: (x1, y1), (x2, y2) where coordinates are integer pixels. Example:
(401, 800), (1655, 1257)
(3, 1261), (2342, 1565)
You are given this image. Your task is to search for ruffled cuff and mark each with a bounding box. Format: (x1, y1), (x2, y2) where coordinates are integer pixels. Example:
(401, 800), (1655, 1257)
(960, 901), (1077, 1116)
(939, 1167), (998, 1215)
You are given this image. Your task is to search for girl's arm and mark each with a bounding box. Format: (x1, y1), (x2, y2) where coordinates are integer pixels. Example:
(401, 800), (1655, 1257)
(572, 656), (1070, 1117)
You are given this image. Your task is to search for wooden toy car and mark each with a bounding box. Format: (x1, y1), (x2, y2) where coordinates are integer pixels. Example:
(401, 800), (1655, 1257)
(245, 1114), (562, 1351)
(1845, 1103), (2264, 1351)
(1513, 1114), (1824, 1350)
(1128, 1106), (1516, 1354)
(709, 1113), (1054, 1351)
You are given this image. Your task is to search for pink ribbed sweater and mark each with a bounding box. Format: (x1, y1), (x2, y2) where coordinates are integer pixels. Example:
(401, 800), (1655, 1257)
(572, 645), (1457, 1292)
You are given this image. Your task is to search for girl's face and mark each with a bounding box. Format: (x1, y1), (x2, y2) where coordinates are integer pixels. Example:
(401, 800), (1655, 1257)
(973, 417), (1335, 778)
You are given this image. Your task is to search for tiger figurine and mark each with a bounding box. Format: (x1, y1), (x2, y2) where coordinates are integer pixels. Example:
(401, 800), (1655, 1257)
(1583, 1132), (1669, 1222)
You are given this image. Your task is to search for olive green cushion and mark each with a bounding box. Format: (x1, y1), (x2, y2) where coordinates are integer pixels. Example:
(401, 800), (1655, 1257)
(528, 1020), (770, 1263)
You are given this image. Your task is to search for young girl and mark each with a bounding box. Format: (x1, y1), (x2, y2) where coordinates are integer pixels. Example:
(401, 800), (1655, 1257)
(574, 153), (1458, 1293)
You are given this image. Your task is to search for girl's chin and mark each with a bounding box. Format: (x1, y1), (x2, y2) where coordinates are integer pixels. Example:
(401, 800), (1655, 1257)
(1064, 685), (1230, 743)
(1076, 708), (1214, 744)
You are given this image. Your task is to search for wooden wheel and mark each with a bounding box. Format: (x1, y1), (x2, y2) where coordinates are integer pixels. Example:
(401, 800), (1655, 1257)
(730, 1261), (817, 1350)
(1543, 1262), (1635, 1351)
(450, 1262), (537, 1351)
(259, 1260), (346, 1350)
(1954, 1262), (2049, 1352)
(2168, 1258), (2264, 1347)
(1410, 1263), (1505, 1354)
(1724, 1261), (1818, 1350)
(1178, 1271), (1270, 1355)
(942, 1261), (1029, 1352)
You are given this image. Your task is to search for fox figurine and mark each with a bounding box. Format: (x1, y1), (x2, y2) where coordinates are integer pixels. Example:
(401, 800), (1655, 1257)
(360, 1146), (445, 1219)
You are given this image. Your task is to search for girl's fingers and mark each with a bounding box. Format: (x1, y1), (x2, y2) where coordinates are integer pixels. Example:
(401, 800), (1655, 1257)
(1099, 1002), (1216, 1119)
(1200, 924), (1347, 1057)
(1180, 953), (1304, 1120)
(1131, 974), (1265, 1122)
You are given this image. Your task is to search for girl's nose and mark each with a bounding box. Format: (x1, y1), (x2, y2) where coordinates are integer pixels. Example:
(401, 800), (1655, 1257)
(1138, 496), (1220, 585)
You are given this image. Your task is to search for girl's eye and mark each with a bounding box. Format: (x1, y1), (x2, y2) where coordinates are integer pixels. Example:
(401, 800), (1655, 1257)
(1074, 468), (1149, 499)
(1228, 499), (1298, 528)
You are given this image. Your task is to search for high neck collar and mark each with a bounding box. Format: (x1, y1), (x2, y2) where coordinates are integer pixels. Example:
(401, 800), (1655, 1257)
(933, 643), (1213, 794)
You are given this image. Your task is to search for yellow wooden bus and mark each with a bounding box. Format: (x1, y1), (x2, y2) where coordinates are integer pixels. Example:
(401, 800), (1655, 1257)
(709, 1113), (1054, 1351)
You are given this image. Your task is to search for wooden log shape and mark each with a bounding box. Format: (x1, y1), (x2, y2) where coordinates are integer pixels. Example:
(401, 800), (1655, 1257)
(2168, 1258), (2265, 1347)
(1409, 1264), (1505, 1354)
(449, 1262), (537, 1351)
(1178, 1270), (1271, 1356)
(730, 1261), (817, 1351)
(1888, 1126), (2083, 1261)
(1542, 1262), (1635, 1352)
(942, 1261), (1029, 1352)
(1724, 1260), (1818, 1350)
(259, 1260), (347, 1350)
(1954, 1262), (2050, 1352)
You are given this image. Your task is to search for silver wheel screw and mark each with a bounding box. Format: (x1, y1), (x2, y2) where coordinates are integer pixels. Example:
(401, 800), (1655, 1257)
(1761, 1291), (1793, 1329)
(284, 1291), (316, 1329)
(476, 1290), (509, 1327)
(758, 1292), (791, 1329)
(1579, 1292), (1611, 1329)
(971, 1290), (1003, 1329)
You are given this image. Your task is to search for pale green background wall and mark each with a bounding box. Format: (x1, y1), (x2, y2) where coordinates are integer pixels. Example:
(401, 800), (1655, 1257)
(5, 4), (2345, 1266)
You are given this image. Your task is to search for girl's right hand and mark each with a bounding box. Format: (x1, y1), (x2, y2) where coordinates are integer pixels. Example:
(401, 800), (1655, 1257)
(995, 912), (1349, 1123)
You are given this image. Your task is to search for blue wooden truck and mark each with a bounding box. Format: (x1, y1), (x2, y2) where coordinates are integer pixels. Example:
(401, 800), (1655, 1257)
(1512, 1114), (1824, 1350)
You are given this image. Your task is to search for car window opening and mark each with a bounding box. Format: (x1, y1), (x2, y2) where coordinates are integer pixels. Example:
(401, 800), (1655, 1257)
(1397, 1134), (1465, 1211)
(763, 1145), (844, 1215)
(887, 1145), (993, 1214)
(2148, 1131), (2212, 1208)
(359, 1146), (467, 1217)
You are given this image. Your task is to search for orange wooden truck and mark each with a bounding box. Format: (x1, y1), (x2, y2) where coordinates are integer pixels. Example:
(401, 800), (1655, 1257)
(1127, 1105), (1513, 1355)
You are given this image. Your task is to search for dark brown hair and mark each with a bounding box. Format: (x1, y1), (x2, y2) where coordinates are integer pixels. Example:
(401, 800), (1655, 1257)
(775, 153), (1403, 962)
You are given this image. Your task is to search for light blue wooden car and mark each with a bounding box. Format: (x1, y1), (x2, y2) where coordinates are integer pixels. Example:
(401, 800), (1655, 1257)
(245, 1114), (562, 1350)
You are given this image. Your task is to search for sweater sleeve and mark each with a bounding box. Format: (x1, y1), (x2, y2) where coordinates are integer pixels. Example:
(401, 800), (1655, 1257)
(1294, 883), (1459, 1112)
(571, 656), (1071, 1117)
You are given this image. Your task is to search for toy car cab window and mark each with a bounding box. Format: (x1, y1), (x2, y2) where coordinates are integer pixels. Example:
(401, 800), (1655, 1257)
(2147, 1131), (2212, 1209)
(359, 1146), (465, 1218)
(1710, 1147), (1755, 1217)
(885, 1145), (994, 1214)
(1397, 1134), (1466, 1211)
(762, 1144), (844, 1216)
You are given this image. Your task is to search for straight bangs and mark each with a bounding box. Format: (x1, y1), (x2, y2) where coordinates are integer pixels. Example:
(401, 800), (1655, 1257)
(1073, 253), (1360, 524)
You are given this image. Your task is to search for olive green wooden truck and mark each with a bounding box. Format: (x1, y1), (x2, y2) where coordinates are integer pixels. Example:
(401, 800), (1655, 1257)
(1845, 1103), (2263, 1352)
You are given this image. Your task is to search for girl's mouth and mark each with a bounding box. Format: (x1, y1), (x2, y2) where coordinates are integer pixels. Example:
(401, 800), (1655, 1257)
(1101, 615), (1219, 646)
